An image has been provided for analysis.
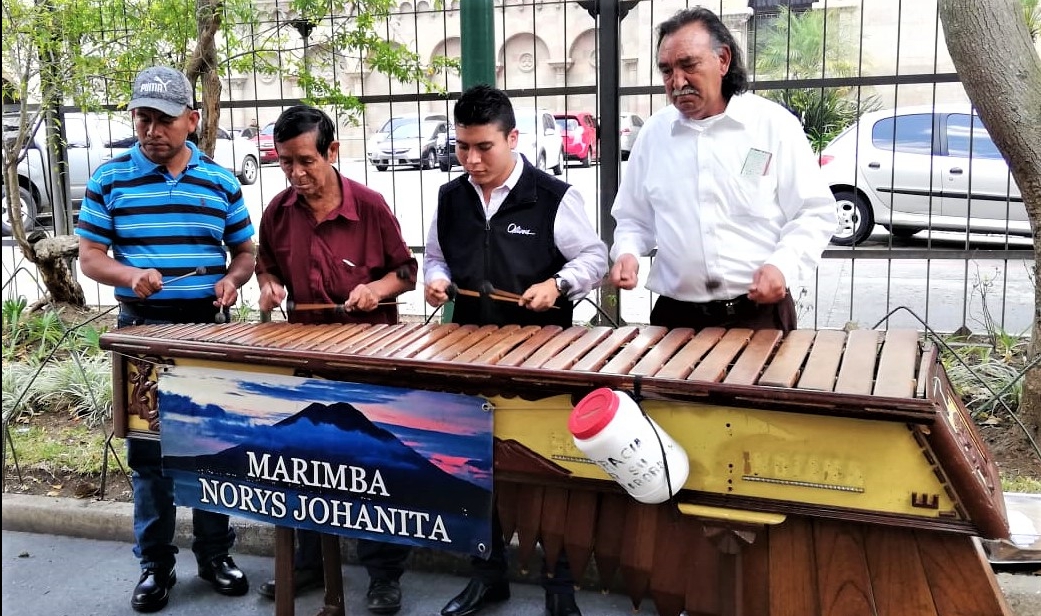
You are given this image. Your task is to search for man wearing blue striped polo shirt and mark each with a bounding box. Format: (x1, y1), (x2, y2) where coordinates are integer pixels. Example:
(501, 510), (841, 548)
(76, 65), (256, 613)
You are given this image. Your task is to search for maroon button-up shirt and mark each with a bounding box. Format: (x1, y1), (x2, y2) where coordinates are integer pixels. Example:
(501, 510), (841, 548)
(257, 173), (418, 325)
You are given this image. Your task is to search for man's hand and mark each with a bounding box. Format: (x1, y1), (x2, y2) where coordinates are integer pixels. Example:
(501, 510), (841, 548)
(425, 279), (452, 308)
(258, 279), (287, 312)
(345, 283), (379, 312)
(213, 278), (239, 310)
(748, 264), (787, 304)
(609, 254), (639, 290)
(519, 279), (559, 312)
(130, 269), (163, 299)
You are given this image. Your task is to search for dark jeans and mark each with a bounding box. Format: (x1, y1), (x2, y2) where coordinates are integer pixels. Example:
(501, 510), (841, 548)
(128, 439), (235, 571)
(472, 511), (574, 595)
(294, 530), (411, 583)
(649, 293), (798, 333)
(119, 302), (236, 572)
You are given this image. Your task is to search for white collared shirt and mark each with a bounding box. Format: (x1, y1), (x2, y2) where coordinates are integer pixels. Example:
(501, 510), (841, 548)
(610, 93), (837, 302)
(425, 153), (607, 300)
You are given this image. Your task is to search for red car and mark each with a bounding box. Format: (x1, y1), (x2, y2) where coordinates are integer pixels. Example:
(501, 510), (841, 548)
(255, 122), (276, 164)
(554, 112), (598, 167)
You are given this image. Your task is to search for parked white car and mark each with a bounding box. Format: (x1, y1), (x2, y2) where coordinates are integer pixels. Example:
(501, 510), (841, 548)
(819, 105), (1026, 246)
(513, 107), (564, 176)
(366, 112), (448, 170)
(618, 112), (644, 160)
(369, 120), (449, 171)
(2, 112), (260, 235)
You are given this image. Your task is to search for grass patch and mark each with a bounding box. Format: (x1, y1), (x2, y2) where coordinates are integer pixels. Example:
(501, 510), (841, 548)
(7, 418), (125, 476)
(1002, 475), (1041, 494)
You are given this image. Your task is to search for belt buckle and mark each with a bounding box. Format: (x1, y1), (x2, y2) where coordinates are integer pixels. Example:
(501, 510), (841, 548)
(724, 300), (738, 316)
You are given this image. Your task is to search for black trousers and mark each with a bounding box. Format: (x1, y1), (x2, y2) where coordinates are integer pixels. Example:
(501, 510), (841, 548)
(294, 529), (411, 582)
(471, 511), (574, 594)
(649, 293), (797, 333)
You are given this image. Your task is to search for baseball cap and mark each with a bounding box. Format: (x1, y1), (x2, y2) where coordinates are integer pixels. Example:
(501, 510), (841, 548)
(128, 66), (194, 117)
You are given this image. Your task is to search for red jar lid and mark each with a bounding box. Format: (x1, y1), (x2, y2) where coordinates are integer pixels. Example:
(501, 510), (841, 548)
(569, 387), (619, 440)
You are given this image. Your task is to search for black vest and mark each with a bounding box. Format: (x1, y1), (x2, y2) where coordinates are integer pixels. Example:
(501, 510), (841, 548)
(437, 161), (573, 327)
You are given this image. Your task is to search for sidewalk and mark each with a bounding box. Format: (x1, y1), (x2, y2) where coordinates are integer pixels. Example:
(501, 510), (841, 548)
(3, 493), (1040, 615)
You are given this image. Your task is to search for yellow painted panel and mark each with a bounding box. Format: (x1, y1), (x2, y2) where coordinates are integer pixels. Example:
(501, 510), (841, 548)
(489, 394), (958, 522)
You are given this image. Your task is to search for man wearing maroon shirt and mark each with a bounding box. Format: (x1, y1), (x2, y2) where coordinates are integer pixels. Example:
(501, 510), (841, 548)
(255, 104), (417, 614)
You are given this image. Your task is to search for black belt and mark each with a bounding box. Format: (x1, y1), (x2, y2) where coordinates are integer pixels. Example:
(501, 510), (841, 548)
(119, 299), (224, 324)
(687, 294), (758, 319)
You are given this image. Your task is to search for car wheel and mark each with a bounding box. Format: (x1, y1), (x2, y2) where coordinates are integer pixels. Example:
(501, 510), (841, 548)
(439, 158), (451, 172)
(238, 156), (259, 185)
(2, 185), (38, 236)
(831, 189), (873, 246)
(885, 226), (922, 239)
(375, 164), (388, 172)
(621, 149), (631, 161)
(424, 150), (437, 170)
(579, 148), (590, 168)
(552, 150), (564, 176)
(537, 152), (547, 171)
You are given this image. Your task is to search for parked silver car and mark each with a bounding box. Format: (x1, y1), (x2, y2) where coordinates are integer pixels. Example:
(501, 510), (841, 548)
(819, 105), (1026, 246)
(618, 112), (644, 160)
(2, 112), (260, 234)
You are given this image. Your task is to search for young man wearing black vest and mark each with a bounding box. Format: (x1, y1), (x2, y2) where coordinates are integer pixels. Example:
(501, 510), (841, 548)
(424, 84), (607, 616)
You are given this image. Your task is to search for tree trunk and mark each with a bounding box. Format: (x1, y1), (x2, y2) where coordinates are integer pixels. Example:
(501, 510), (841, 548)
(26, 232), (85, 308)
(938, 0), (1041, 439)
(188, 0), (223, 157)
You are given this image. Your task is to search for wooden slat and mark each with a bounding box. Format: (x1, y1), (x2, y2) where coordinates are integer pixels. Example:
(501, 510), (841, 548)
(496, 325), (566, 367)
(873, 330), (920, 398)
(425, 324), (498, 361)
(282, 324), (341, 349)
(914, 530), (1011, 616)
(514, 484), (545, 574)
(769, 517), (819, 616)
(391, 323), (465, 358)
(344, 323), (409, 353)
(349, 323), (424, 355)
(619, 502), (659, 608)
(689, 328), (754, 382)
(473, 325), (543, 365)
(797, 329), (847, 392)
(657, 327), (726, 380)
(916, 342), (933, 399)
(571, 326), (641, 372)
(541, 326), (614, 372)
(453, 325), (521, 363)
(516, 325), (588, 369)
(648, 506), (690, 616)
(863, 525), (938, 616)
(538, 486), (569, 570)
(600, 326), (669, 375)
(812, 519), (877, 616)
(759, 329), (817, 387)
(630, 328), (695, 376)
(562, 490), (598, 587)
(723, 329), (783, 385)
(834, 329), (881, 395)
(371, 324), (436, 357)
(310, 323), (373, 351)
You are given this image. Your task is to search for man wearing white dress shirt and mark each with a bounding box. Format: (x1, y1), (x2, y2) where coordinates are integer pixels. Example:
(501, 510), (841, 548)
(608, 7), (836, 333)
(424, 84), (606, 616)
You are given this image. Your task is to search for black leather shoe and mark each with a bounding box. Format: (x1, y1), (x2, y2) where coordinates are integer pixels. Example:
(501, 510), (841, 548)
(440, 578), (510, 616)
(197, 555), (249, 596)
(257, 567), (324, 599)
(545, 592), (582, 616)
(130, 567), (176, 613)
(367, 578), (402, 615)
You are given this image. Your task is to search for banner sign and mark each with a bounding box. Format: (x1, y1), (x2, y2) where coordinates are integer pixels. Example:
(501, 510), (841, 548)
(159, 366), (493, 557)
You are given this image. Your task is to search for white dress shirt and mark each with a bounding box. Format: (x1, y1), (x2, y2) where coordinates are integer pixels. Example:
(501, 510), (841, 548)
(425, 153), (607, 301)
(610, 93), (837, 303)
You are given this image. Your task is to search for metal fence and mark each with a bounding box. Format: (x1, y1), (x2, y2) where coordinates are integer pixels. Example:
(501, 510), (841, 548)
(2, 0), (1033, 335)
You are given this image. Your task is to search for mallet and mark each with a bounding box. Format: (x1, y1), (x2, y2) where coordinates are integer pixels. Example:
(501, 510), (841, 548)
(163, 266), (207, 285)
(286, 300), (404, 313)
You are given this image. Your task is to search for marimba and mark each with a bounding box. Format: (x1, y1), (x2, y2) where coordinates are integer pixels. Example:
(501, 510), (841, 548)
(101, 322), (1012, 616)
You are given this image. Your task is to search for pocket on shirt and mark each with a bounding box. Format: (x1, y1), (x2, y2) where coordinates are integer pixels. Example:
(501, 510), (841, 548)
(329, 264), (374, 301)
(726, 174), (776, 219)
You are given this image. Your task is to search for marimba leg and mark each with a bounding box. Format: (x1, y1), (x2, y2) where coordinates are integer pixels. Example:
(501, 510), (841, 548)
(275, 526), (295, 616)
(318, 533), (345, 616)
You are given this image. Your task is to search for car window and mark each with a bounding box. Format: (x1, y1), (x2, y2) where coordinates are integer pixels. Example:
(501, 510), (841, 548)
(556, 118), (579, 131)
(542, 114), (555, 132)
(97, 117), (137, 148)
(872, 114), (933, 155)
(631, 115), (644, 127)
(945, 114), (1003, 160)
(216, 128), (230, 140)
(65, 117), (89, 148)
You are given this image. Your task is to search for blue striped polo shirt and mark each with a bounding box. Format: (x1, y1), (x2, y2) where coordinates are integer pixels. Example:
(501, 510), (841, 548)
(76, 141), (255, 302)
